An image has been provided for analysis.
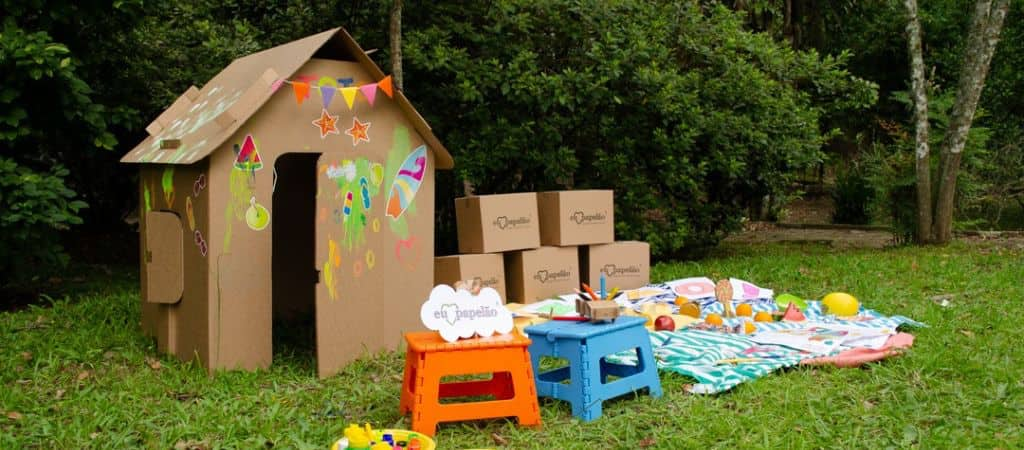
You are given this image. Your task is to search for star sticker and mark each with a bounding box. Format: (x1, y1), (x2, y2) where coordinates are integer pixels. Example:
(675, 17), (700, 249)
(312, 109), (340, 139)
(345, 117), (371, 146)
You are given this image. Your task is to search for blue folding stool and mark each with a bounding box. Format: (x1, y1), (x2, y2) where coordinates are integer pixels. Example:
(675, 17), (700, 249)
(524, 316), (662, 421)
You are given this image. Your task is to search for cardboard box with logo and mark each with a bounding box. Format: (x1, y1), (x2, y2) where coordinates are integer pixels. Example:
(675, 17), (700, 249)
(505, 246), (580, 303)
(580, 241), (650, 290)
(434, 253), (507, 301)
(537, 190), (614, 246)
(455, 193), (540, 253)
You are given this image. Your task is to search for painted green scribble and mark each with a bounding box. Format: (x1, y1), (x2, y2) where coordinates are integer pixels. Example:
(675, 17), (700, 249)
(337, 158), (382, 251)
(143, 184), (152, 212)
(223, 168), (254, 252)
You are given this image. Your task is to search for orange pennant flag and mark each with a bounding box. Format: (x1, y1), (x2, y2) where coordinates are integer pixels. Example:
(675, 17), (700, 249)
(293, 82), (310, 105)
(340, 86), (359, 110)
(378, 75), (394, 98)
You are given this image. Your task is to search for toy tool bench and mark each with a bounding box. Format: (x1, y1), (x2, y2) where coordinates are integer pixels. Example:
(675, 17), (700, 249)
(399, 332), (541, 436)
(524, 315), (662, 421)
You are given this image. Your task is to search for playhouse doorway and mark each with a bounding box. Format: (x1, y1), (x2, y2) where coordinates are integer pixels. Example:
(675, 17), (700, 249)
(272, 153), (320, 368)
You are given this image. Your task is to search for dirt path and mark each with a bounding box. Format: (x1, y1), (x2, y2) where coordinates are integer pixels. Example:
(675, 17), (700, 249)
(725, 222), (894, 248)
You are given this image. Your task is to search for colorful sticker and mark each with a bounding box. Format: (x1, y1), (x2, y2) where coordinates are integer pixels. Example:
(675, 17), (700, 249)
(185, 197), (196, 231)
(366, 250), (376, 269)
(370, 163), (384, 186)
(342, 191), (353, 221)
(359, 177), (371, 210)
(194, 229), (208, 257)
(245, 197), (270, 231)
(372, 218), (380, 233)
(312, 109), (340, 139)
(233, 135), (263, 172)
(345, 117), (371, 146)
(162, 167), (176, 208)
(193, 173), (206, 196)
(394, 236), (422, 271)
(385, 145), (427, 219)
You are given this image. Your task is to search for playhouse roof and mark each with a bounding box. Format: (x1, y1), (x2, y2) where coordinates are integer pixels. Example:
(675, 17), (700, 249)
(120, 27), (453, 168)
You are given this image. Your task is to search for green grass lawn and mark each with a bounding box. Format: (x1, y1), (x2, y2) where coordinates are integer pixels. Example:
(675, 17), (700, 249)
(2, 242), (1023, 449)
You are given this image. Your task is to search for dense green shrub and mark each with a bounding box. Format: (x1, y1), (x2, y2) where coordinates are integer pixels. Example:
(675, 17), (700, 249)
(0, 158), (87, 288)
(402, 1), (875, 257)
(831, 163), (874, 225)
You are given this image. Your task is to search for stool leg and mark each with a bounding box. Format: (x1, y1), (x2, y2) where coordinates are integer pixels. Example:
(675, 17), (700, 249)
(510, 350), (541, 426)
(410, 371), (440, 437)
(638, 345), (663, 398)
(399, 347), (417, 415)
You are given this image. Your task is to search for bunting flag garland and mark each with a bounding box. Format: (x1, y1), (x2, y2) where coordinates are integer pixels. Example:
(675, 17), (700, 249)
(359, 83), (377, 106)
(273, 74), (397, 109)
(340, 86), (359, 109)
(293, 82), (310, 105)
(377, 75), (394, 98)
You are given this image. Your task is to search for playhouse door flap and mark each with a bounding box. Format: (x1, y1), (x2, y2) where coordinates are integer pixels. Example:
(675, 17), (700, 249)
(145, 211), (184, 304)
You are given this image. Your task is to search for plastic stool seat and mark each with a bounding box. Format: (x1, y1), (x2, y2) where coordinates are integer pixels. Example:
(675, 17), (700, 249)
(399, 332), (541, 436)
(525, 316), (662, 421)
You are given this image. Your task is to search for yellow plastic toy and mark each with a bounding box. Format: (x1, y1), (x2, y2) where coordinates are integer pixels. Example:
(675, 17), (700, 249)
(822, 292), (860, 316)
(333, 425), (436, 450)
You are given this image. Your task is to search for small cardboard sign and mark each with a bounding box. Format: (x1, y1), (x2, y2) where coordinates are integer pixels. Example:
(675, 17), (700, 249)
(420, 284), (514, 343)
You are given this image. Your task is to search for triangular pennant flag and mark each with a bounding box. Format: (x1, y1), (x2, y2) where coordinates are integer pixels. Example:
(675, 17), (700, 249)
(295, 75), (317, 84)
(269, 78), (284, 93)
(293, 82), (310, 105)
(340, 87), (359, 110)
(320, 86), (337, 108)
(359, 83), (378, 106)
(377, 75), (394, 98)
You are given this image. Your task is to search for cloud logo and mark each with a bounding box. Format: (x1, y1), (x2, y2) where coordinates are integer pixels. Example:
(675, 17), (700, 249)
(420, 284), (514, 343)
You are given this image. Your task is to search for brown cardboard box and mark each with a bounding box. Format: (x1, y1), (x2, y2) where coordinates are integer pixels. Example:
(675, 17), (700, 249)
(505, 246), (580, 303)
(537, 190), (614, 246)
(122, 28), (455, 378)
(456, 193), (541, 253)
(434, 254), (507, 301)
(580, 241), (650, 291)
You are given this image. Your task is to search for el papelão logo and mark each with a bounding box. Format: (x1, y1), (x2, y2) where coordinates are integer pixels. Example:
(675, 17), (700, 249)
(473, 276), (500, 288)
(492, 215), (532, 230)
(601, 264), (642, 277)
(533, 269), (571, 283)
(570, 210), (608, 225)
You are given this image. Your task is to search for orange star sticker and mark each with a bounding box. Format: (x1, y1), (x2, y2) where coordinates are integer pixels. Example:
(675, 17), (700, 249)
(345, 117), (371, 146)
(312, 109), (340, 139)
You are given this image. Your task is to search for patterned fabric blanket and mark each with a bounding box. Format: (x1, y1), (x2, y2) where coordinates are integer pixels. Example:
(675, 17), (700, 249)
(606, 280), (925, 394)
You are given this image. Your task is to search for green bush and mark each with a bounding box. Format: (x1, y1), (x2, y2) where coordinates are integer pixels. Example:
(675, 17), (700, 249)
(0, 158), (86, 288)
(402, 1), (876, 257)
(831, 163), (875, 225)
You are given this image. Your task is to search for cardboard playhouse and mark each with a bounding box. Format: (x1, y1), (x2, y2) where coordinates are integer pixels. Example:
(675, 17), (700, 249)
(121, 28), (453, 378)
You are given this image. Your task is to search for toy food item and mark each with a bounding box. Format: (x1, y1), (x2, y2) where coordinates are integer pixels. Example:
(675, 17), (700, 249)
(754, 311), (773, 322)
(715, 279), (735, 317)
(822, 292), (860, 316)
(245, 197), (270, 230)
(743, 321), (757, 334)
(654, 315), (676, 331)
(775, 293), (807, 310)
(705, 313), (724, 326)
(781, 302), (807, 321)
(676, 300), (701, 318)
(735, 303), (753, 317)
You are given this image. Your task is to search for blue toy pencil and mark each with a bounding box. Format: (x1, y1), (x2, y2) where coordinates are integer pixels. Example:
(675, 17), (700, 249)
(600, 273), (606, 299)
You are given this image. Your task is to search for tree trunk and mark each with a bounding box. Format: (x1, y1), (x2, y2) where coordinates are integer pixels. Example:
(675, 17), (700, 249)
(389, 0), (404, 90)
(904, 0), (934, 243)
(932, 0), (1009, 243)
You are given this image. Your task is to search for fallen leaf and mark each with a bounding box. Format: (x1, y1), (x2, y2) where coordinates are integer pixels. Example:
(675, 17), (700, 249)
(174, 440), (210, 450)
(146, 357), (162, 370)
(911, 261), (919, 271)
(77, 370), (91, 381)
(798, 267), (810, 276)
(491, 432), (509, 446)
(863, 399), (876, 409)
(959, 329), (975, 338)
(20, 351), (32, 361)
(90, 432), (100, 439)
(638, 437), (657, 448)
(55, 389), (65, 400)
(6, 411), (23, 420)
(16, 379), (30, 385)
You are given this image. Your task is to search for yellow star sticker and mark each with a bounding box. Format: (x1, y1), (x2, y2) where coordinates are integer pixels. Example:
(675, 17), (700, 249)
(312, 109), (340, 139)
(345, 117), (371, 146)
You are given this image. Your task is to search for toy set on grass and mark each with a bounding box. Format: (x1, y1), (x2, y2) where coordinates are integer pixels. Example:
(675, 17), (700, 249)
(122, 26), (923, 449)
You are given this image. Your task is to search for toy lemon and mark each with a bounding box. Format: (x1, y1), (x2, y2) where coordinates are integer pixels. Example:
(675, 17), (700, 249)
(822, 292), (859, 316)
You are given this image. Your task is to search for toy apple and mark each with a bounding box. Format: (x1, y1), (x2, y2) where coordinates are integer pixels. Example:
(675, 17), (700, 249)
(653, 315), (676, 331)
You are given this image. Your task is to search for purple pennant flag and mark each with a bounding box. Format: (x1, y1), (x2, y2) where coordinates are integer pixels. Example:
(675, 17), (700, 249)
(359, 84), (378, 106)
(320, 86), (337, 108)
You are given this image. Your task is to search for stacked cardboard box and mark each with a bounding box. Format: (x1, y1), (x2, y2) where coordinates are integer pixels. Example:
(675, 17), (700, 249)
(437, 190), (650, 304)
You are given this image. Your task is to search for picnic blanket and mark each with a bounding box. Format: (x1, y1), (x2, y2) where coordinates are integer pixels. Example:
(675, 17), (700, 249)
(605, 279), (926, 394)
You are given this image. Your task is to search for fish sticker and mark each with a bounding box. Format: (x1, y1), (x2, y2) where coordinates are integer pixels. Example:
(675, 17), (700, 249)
(385, 145), (427, 219)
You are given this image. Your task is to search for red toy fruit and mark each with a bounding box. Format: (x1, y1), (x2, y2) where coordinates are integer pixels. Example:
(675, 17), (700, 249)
(654, 315), (676, 331)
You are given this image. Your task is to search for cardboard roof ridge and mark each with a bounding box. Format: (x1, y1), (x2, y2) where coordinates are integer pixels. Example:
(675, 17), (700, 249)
(121, 27), (453, 169)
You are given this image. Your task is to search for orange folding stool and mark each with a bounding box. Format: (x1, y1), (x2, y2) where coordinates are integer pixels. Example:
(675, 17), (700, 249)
(399, 332), (541, 436)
